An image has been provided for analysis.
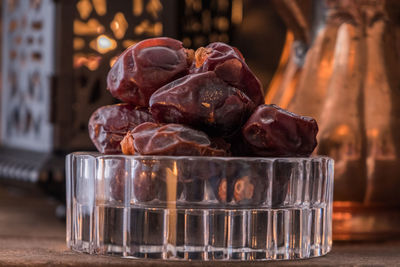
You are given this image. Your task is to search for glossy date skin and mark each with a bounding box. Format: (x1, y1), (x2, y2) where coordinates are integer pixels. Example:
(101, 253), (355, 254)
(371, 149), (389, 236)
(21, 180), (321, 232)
(242, 104), (318, 157)
(88, 104), (154, 154)
(107, 37), (194, 106)
(150, 71), (255, 137)
(191, 42), (264, 106)
(120, 122), (228, 156)
(132, 162), (161, 202)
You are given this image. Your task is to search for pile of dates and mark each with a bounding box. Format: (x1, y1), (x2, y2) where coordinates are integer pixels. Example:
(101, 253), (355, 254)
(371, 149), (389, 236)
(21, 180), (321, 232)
(88, 37), (318, 203)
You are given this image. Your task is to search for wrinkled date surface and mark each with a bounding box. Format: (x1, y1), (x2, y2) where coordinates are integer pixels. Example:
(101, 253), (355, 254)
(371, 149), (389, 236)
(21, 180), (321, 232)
(121, 122), (228, 156)
(107, 37), (193, 106)
(242, 105), (318, 157)
(150, 71), (255, 137)
(132, 162), (160, 202)
(242, 104), (318, 157)
(191, 42), (264, 106)
(88, 104), (154, 154)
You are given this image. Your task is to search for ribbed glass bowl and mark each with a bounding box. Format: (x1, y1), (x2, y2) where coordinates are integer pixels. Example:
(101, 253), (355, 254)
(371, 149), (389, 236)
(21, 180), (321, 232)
(66, 152), (334, 261)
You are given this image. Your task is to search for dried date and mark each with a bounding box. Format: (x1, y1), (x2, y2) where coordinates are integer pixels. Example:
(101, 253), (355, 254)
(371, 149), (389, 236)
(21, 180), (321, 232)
(120, 122), (228, 156)
(107, 37), (194, 106)
(133, 166), (158, 202)
(88, 104), (154, 154)
(233, 176), (255, 203)
(211, 162), (268, 205)
(242, 104), (318, 157)
(176, 159), (225, 202)
(150, 71), (255, 137)
(191, 42), (264, 106)
(109, 162), (128, 202)
(132, 159), (185, 202)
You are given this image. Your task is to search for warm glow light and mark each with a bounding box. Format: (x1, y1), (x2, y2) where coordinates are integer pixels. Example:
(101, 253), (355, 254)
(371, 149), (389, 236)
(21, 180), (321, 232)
(266, 31), (294, 104)
(279, 70), (299, 108)
(122, 40), (137, 48)
(74, 53), (102, 70)
(332, 212), (352, 220)
(73, 38), (85, 50)
(217, 0), (229, 11)
(231, 0), (243, 25)
(110, 12), (128, 39)
(74, 19), (105, 35)
(367, 128), (379, 138)
(166, 162), (178, 245)
(215, 17), (229, 31)
(90, 35), (117, 54)
(336, 124), (350, 137)
(76, 0), (92, 20)
(133, 0), (143, 16)
(134, 20), (162, 36)
(98, 36), (111, 48)
(109, 56), (118, 67)
(186, 0), (202, 12)
(146, 0), (162, 19)
(92, 0), (106, 16)
(154, 22), (163, 36)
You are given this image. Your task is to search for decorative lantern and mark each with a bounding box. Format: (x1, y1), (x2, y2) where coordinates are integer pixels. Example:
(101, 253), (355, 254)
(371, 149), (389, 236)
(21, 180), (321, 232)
(0, 0), (235, 186)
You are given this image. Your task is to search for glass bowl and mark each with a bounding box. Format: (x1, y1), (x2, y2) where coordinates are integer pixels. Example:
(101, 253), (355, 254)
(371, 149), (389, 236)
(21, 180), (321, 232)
(66, 152), (334, 261)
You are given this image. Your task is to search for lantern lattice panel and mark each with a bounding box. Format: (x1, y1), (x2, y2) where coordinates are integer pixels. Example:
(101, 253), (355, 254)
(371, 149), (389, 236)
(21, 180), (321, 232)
(179, 0), (235, 49)
(1, 0), (55, 152)
(66, 0), (165, 150)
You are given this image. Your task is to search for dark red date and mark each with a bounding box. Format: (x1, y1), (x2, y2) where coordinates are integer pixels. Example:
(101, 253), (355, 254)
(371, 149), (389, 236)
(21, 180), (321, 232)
(211, 163), (268, 205)
(150, 71), (255, 137)
(133, 166), (159, 202)
(107, 37), (194, 106)
(242, 104), (318, 157)
(109, 162), (128, 202)
(191, 42), (264, 106)
(88, 104), (154, 154)
(120, 122), (228, 156)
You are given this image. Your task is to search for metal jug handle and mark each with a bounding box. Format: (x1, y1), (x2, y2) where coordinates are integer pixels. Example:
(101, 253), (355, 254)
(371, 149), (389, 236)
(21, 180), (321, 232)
(273, 0), (312, 44)
(272, 0), (328, 67)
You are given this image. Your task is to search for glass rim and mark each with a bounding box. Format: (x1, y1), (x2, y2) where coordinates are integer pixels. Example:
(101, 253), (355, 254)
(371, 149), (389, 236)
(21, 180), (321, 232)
(67, 151), (334, 162)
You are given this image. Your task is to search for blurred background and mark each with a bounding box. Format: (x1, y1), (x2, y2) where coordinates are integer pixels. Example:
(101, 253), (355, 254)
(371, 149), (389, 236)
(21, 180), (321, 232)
(0, 0), (399, 241)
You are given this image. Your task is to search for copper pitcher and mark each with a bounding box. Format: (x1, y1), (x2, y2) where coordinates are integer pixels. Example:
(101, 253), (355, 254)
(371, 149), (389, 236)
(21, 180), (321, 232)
(268, 0), (400, 240)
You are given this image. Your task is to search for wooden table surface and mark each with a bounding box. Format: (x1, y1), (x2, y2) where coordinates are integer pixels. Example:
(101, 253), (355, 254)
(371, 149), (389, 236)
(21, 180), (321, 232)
(0, 185), (399, 267)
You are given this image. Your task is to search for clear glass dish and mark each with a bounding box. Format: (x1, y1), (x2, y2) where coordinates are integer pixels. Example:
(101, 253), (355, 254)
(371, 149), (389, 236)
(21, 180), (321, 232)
(66, 152), (334, 261)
